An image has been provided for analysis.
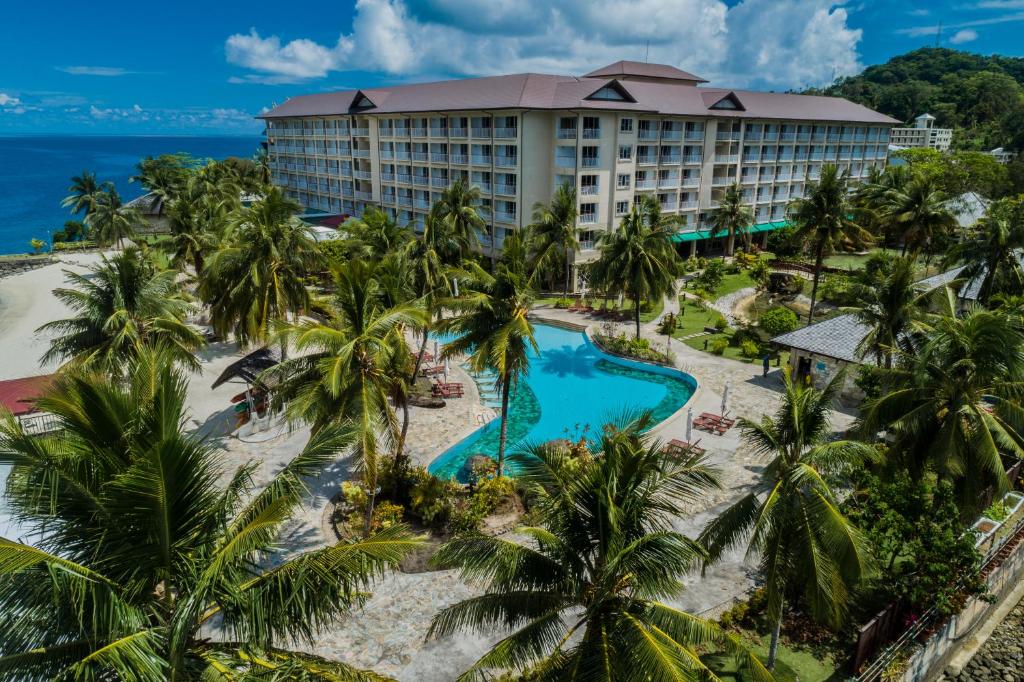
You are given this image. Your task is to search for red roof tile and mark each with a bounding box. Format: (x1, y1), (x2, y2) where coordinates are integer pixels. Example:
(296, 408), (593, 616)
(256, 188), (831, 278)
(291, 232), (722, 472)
(0, 375), (55, 416)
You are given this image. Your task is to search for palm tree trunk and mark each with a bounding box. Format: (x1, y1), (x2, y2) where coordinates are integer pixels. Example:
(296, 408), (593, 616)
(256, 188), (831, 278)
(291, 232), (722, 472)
(807, 244), (825, 325)
(363, 473), (377, 537)
(564, 247), (572, 300)
(392, 399), (411, 499)
(411, 326), (430, 387)
(767, 614), (782, 671)
(496, 379), (511, 477)
(726, 229), (736, 257)
(634, 294), (642, 340)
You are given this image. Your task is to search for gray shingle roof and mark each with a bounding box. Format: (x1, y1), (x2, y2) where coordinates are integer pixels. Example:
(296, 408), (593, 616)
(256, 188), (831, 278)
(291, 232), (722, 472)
(582, 60), (707, 83)
(259, 64), (899, 124)
(771, 314), (871, 363)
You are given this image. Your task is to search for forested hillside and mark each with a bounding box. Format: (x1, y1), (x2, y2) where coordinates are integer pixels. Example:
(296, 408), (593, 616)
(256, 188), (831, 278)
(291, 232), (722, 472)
(805, 48), (1024, 153)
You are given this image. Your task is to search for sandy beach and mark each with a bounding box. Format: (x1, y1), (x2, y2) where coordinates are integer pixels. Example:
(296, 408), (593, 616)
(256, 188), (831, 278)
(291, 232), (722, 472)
(0, 253), (104, 380)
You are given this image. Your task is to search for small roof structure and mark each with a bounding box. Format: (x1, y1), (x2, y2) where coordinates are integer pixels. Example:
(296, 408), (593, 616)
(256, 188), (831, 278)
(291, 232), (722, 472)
(671, 220), (788, 243)
(582, 60), (707, 84)
(308, 225), (342, 242)
(0, 374), (56, 416)
(211, 348), (281, 390)
(124, 192), (164, 216)
(771, 314), (871, 364)
(916, 252), (1024, 302)
(945, 191), (989, 229)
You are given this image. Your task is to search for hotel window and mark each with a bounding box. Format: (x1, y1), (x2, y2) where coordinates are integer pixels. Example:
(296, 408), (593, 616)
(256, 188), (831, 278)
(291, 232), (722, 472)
(617, 173), (631, 189)
(615, 200), (630, 216)
(618, 144), (633, 161)
(581, 146), (600, 167)
(555, 174), (574, 188)
(555, 146), (576, 168)
(580, 175), (599, 195)
(580, 203), (597, 222)
(620, 117), (634, 133)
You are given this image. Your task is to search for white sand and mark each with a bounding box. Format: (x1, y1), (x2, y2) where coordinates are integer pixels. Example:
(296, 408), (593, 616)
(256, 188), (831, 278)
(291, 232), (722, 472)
(0, 253), (105, 381)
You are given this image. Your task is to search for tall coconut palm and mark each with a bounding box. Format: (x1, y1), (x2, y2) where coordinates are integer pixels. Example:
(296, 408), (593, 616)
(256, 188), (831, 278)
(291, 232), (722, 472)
(0, 354), (418, 681)
(344, 206), (413, 260)
(858, 289), (1024, 508)
(165, 175), (234, 278)
(709, 182), (754, 256)
(37, 248), (204, 375)
(200, 187), (321, 350)
(267, 259), (427, 532)
(885, 174), (956, 262)
(86, 187), (140, 248)
(699, 372), (875, 670)
(590, 195), (680, 339)
(945, 197), (1024, 306)
(131, 153), (194, 205)
(848, 255), (931, 368)
(527, 183), (579, 297)
(853, 164), (911, 245)
(61, 170), (104, 219)
(788, 164), (872, 324)
(438, 263), (537, 476)
(433, 178), (484, 258)
(430, 412), (771, 681)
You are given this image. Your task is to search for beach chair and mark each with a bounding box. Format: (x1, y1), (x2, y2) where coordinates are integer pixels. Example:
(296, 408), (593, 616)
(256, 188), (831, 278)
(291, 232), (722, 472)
(420, 365), (445, 377)
(664, 439), (706, 457)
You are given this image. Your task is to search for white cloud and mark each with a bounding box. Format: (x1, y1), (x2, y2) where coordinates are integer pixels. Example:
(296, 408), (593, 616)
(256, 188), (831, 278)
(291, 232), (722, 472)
(898, 11), (1024, 36)
(949, 28), (979, 44)
(224, 0), (861, 89)
(89, 104), (148, 120)
(57, 66), (132, 77)
(0, 93), (21, 107)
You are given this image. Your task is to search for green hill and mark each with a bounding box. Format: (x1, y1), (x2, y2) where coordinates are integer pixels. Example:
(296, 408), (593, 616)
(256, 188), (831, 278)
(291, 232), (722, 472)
(804, 48), (1024, 152)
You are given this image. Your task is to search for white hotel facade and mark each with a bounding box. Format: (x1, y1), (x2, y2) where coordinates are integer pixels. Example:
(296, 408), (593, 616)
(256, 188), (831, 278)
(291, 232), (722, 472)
(260, 61), (898, 263)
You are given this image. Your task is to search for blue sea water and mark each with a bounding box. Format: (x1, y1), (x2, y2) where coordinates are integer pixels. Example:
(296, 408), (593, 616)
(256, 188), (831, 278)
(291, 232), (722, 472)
(428, 323), (697, 481)
(0, 135), (262, 255)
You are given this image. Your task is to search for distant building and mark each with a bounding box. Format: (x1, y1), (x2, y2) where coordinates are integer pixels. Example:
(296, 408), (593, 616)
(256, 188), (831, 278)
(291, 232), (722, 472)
(123, 192), (169, 234)
(889, 113), (952, 151)
(945, 191), (990, 229)
(987, 147), (1014, 164)
(259, 60), (897, 281)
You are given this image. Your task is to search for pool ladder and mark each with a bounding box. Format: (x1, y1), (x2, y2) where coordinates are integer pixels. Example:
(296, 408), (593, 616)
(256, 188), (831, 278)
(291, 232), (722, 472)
(467, 367), (504, 409)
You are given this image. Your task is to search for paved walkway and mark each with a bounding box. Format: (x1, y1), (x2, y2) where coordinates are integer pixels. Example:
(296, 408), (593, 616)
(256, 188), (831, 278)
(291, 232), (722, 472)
(179, 284), (855, 680)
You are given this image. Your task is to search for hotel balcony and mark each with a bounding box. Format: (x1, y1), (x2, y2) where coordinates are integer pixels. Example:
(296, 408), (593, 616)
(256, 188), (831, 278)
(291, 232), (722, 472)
(579, 213), (598, 225)
(451, 154), (469, 164)
(582, 128), (601, 139)
(638, 129), (659, 140)
(716, 131), (741, 141)
(557, 128), (577, 139)
(381, 193), (396, 204)
(450, 127), (468, 137)
(393, 128), (410, 137)
(681, 178), (700, 188)
(779, 132), (797, 141)
(394, 151), (411, 161)
(471, 127), (492, 138)
(431, 177), (448, 188)
(495, 210), (517, 223)
(715, 154), (739, 163)
(411, 127), (427, 137)
(555, 157), (576, 169)
(636, 179), (656, 190)
(431, 153), (448, 163)
(413, 176), (429, 186)
(472, 155), (493, 166)
(355, 191), (373, 201)
(680, 200), (698, 209)
(495, 156), (518, 167)
(380, 172), (395, 182)
(352, 149), (370, 158)
(379, 150), (394, 160)
(352, 127), (370, 137)
(660, 155), (681, 165)
(476, 182), (492, 193)
(414, 198), (431, 209)
(412, 151), (429, 162)
(353, 170), (372, 180)
(659, 177), (679, 189)
(495, 184), (517, 196)
(711, 176), (734, 186)
(685, 131), (704, 141)
(398, 196), (413, 207)
(660, 201), (677, 211)
(579, 185), (599, 196)
(494, 128), (518, 139)
(683, 155), (702, 164)
(430, 128), (448, 137)
(396, 173), (412, 184)
(581, 157), (600, 168)
(661, 130), (682, 141)
(636, 155), (658, 165)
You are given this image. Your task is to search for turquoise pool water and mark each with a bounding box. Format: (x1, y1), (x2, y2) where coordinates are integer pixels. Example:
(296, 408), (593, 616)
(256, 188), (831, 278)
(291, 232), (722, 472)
(428, 323), (697, 481)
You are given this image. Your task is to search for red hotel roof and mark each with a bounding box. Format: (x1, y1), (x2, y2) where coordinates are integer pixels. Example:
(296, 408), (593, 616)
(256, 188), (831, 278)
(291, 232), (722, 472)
(260, 61), (899, 125)
(0, 375), (55, 416)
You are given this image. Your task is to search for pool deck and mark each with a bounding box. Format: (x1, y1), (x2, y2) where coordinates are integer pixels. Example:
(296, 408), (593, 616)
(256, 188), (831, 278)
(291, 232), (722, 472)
(174, 291), (856, 681)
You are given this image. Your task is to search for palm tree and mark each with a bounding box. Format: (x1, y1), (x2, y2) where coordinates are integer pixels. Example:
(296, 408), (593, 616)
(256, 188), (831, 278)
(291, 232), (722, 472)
(131, 153), (193, 205)
(853, 165), (910, 246)
(0, 354), (419, 681)
(165, 175), (234, 277)
(590, 195), (680, 339)
(37, 248), (204, 375)
(344, 206), (413, 260)
(858, 289), (1024, 508)
(885, 174), (956, 262)
(699, 372), (875, 670)
(527, 183), (579, 297)
(267, 259), (427, 532)
(86, 187), (140, 248)
(788, 165), (872, 324)
(430, 412), (771, 681)
(945, 197), (1024, 306)
(433, 178), (484, 258)
(709, 182), (754, 256)
(61, 170), (104, 219)
(201, 187), (322, 350)
(848, 255), (930, 368)
(438, 263), (537, 476)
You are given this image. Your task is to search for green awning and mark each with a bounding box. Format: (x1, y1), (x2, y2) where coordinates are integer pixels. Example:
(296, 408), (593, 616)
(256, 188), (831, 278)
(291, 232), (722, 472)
(672, 220), (790, 243)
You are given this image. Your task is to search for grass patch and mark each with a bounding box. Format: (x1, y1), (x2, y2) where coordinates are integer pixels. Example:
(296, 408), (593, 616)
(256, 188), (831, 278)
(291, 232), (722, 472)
(673, 297), (789, 367)
(701, 631), (841, 681)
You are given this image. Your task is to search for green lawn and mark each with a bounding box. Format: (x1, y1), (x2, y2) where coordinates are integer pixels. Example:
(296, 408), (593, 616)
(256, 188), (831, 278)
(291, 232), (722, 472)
(671, 297), (789, 367)
(701, 631), (841, 681)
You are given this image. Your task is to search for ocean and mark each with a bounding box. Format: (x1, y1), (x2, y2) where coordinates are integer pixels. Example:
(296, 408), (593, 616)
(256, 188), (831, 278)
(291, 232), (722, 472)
(0, 135), (263, 255)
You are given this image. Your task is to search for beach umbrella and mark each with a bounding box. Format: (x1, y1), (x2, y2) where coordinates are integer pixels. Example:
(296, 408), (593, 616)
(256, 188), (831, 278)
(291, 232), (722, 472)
(721, 383), (730, 416)
(686, 407), (693, 443)
(444, 357), (450, 383)
(453, 276), (459, 298)
(433, 340), (439, 362)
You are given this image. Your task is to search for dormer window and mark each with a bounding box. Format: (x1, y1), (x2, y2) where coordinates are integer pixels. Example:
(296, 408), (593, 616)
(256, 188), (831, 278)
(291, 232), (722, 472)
(584, 80), (636, 103)
(350, 91), (375, 111)
(709, 92), (745, 111)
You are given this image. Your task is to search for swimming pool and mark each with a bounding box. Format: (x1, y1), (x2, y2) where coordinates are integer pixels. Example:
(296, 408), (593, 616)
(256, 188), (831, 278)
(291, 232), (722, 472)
(428, 322), (697, 481)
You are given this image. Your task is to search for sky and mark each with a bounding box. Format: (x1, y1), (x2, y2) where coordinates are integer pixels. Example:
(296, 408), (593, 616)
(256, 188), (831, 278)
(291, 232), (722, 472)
(1, 0), (1023, 136)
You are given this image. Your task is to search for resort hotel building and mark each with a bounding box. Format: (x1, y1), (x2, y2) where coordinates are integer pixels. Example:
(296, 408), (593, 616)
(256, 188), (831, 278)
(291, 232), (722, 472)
(888, 113), (953, 152)
(259, 60), (898, 276)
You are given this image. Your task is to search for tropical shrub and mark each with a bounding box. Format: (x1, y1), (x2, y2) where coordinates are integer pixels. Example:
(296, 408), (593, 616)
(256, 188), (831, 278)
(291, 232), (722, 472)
(657, 311), (678, 336)
(372, 501), (405, 531)
(695, 259), (726, 293)
(734, 250), (759, 268)
(767, 272), (805, 297)
(819, 273), (857, 306)
(594, 332), (673, 364)
(740, 339), (761, 359)
(750, 257), (771, 290)
(759, 306), (799, 336)
(709, 337), (728, 355)
(714, 315), (728, 330)
(408, 469), (461, 528)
